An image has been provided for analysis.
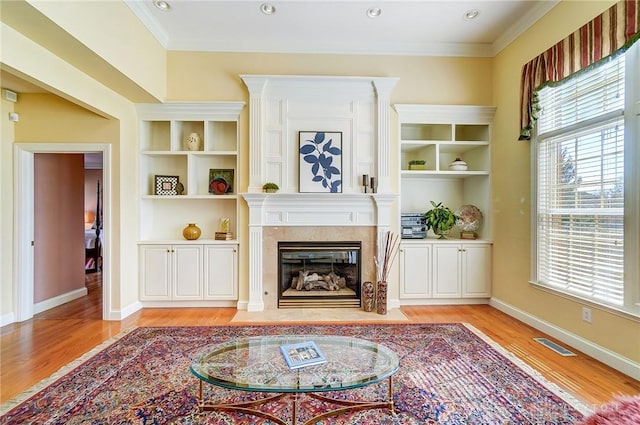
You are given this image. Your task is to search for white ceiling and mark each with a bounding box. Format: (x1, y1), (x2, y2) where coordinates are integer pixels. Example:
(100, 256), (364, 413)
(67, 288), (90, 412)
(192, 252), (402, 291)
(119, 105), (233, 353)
(126, 0), (558, 57)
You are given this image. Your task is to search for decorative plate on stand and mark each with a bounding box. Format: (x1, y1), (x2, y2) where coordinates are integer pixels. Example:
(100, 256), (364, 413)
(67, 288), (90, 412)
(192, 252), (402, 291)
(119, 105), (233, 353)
(455, 205), (482, 239)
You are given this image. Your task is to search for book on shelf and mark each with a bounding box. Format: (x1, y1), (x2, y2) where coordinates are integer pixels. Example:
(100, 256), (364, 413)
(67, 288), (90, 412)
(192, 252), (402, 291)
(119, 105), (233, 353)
(215, 232), (234, 240)
(279, 341), (327, 370)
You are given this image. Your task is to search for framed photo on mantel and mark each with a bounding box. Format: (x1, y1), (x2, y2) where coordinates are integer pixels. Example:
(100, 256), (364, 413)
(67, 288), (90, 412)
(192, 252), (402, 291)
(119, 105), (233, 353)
(298, 131), (343, 193)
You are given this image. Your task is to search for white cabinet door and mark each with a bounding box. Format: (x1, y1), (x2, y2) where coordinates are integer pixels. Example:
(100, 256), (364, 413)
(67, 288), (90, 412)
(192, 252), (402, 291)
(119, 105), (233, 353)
(204, 245), (238, 300)
(433, 244), (461, 298)
(400, 244), (432, 298)
(461, 244), (492, 297)
(139, 245), (171, 300)
(172, 245), (203, 300)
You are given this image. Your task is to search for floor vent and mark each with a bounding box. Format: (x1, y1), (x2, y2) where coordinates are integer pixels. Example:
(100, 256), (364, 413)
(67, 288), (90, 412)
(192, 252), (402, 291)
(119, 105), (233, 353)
(534, 338), (576, 357)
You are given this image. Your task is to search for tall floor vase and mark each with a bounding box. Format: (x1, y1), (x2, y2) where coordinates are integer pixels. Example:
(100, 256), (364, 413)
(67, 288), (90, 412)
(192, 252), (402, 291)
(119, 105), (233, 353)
(376, 281), (387, 315)
(362, 281), (375, 312)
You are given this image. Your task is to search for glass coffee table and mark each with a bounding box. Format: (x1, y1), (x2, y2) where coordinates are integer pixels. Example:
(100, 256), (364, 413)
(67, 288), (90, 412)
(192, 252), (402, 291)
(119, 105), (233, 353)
(190, 335), (399, 425)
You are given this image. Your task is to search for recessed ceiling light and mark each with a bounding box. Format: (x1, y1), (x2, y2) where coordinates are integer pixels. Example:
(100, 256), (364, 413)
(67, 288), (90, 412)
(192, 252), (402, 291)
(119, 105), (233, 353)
(367, 7), (382, 18)
(153, 0), (170, 11)
(463, 9), (480, 20)
(261, 3), (276, 15)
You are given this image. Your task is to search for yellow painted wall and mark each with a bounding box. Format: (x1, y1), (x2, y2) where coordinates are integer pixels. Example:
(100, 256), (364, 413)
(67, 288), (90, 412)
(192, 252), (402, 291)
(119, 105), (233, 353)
(0, 22), (140, 320)
(25, 0), (167, 101)
(15, 94), (118, 142)
(491, 0), (640, 364)
(0, 98), (16, 318)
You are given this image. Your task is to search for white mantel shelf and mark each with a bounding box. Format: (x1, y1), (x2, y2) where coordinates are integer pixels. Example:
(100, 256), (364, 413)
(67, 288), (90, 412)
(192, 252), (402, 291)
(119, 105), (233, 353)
(241, 193), (396, 227)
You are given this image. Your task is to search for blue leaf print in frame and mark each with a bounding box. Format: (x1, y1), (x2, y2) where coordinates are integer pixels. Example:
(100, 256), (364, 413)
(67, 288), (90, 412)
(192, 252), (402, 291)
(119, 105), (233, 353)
(298, 131), (342, 193)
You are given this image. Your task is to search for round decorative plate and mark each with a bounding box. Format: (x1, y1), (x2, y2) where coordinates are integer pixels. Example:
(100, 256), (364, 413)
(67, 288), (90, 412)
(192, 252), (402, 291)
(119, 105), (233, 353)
(455, 204), (482, 232)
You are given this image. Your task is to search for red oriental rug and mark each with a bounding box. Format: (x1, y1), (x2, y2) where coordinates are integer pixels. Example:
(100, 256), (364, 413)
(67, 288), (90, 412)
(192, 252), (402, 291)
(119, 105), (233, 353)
(0, 323), (590, 424)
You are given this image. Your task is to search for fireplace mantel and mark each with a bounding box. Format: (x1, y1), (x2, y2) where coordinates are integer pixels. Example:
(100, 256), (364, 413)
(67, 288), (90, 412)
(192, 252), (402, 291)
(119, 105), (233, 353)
(239, 75), (398, 312)
(242, 193), (396, 227)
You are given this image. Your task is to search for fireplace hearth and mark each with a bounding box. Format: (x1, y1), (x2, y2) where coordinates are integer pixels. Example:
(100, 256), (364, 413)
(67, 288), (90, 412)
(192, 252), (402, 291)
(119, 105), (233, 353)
(278, 241), (361, 308)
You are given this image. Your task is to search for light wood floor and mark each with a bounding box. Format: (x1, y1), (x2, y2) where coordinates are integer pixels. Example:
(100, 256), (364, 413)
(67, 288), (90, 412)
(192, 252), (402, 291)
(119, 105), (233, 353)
(1, 273), (639, 409)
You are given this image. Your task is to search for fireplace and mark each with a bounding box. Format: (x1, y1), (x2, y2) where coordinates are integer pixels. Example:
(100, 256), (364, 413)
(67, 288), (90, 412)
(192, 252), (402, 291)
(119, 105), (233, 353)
(278, 241), (361, 308)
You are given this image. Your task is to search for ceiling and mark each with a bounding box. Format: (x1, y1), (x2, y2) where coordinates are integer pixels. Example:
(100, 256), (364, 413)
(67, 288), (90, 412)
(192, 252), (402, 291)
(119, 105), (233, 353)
(1, 0), (557, 95)
(125, 0), (558, 57)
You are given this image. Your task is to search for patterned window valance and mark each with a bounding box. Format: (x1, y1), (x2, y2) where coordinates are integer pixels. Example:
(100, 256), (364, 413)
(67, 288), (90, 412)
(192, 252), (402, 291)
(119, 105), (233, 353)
(519, 0), (639, 140)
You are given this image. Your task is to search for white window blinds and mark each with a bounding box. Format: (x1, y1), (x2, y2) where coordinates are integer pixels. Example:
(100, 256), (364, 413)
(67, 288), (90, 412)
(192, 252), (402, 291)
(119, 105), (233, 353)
(536, 54), (625, 307)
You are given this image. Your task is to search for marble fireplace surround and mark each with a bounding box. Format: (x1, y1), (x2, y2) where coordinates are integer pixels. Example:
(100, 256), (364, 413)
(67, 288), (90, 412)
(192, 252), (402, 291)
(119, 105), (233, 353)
(241, 193), (396, 311)
(240, 75), (398, 312)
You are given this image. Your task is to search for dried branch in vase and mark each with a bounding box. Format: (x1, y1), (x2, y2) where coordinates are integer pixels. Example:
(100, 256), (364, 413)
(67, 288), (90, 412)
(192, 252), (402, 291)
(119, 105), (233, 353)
(375, 231), (400, 283)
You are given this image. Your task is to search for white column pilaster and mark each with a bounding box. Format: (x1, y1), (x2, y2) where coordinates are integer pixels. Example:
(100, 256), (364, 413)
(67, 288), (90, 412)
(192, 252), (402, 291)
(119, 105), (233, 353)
(372, 78), (399, 194)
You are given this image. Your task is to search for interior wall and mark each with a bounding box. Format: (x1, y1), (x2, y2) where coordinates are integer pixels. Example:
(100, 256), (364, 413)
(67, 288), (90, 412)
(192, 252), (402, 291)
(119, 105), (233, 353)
(167, 52), (494, 302)
(491, 0), (640, 364)
(0, 98), (16, 322)
(33, 153), (85, 303)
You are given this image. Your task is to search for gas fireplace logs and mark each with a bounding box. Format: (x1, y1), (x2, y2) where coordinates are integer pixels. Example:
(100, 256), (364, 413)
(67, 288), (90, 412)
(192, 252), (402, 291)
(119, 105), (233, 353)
(291, 270), (347, 291)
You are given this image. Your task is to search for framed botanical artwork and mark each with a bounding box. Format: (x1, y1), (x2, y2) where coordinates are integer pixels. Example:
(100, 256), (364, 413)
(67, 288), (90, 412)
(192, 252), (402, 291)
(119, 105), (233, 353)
(209, 169), (234, 195)
(154, 175), (179, 195)
(299, 131), (343, 193)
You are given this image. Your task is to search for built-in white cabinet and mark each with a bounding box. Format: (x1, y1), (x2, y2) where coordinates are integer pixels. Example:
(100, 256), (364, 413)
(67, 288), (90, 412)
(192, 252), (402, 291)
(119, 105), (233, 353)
(204, 245), (238, 300)
(394, 104), (495, 304)
(139, 242), (238, 303)
(433, 243), (492, 298)
(399, 244), (432, 298)
(139, 244), (202, 301)
(400, 240), (491, 302)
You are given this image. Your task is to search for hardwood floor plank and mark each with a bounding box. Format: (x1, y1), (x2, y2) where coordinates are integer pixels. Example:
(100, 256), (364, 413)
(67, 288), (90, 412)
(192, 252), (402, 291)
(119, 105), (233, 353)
(1, 274), (639, 407)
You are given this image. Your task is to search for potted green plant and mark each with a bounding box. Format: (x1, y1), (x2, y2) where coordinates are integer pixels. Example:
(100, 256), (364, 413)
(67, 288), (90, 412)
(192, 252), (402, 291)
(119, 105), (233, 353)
(424, 201), (458, 238)
(262, 182), (279, 193)
(408, 159), (427, 170)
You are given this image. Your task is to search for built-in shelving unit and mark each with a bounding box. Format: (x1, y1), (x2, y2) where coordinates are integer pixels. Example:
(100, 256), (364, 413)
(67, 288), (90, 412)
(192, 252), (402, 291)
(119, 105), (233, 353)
(137, 103), (244, 241)
(136, 102), (244, 306)
(394, 104), (496, 304)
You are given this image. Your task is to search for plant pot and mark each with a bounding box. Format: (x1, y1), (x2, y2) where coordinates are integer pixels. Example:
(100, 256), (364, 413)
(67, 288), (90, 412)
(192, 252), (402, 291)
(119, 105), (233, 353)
(409, 164), (427, 170)
(264, 188), (278, 193)
(433, 228), (451, 239)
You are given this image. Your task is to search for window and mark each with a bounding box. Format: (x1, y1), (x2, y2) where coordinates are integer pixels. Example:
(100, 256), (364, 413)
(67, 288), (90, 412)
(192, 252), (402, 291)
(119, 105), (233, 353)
(533, 42), (639, 316)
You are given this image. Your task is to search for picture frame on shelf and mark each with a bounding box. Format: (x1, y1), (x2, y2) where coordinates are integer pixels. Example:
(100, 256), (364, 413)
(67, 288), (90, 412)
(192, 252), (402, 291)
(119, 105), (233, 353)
(154, 175), (179, 196)
(299, 131), (342, 193)
(209, 169), (234, 195)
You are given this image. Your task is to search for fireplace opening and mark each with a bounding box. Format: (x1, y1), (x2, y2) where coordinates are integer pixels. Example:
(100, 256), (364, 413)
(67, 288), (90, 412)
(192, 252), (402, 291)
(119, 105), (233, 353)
(278, 241), (361, 308)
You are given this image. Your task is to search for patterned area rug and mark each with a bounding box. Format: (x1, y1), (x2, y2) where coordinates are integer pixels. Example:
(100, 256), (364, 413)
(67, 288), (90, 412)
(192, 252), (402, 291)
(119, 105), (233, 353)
(0, 323), (589, 424)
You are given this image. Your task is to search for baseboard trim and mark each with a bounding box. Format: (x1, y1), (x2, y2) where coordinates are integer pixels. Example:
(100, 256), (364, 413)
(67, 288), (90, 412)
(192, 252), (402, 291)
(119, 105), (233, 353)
(34, 287), (88, 315)
(490, 297), (640, 380)
(0, 312), (16, 327)
(108, 301), (144, 321)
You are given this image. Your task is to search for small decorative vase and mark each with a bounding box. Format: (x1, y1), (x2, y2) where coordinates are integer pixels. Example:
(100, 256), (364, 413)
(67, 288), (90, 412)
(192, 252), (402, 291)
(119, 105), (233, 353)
(183, 223), (201, 240)
(376, 281), (388, 315)
(448, 157), (468, 171)
(186, 133), (202, 151)
(362, 281), (375, 312)
(433, 228), (451, 239)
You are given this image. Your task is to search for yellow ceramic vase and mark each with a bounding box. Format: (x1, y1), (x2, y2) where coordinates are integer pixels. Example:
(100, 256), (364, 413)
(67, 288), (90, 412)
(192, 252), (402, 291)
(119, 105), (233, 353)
(183, 223), (201, 240)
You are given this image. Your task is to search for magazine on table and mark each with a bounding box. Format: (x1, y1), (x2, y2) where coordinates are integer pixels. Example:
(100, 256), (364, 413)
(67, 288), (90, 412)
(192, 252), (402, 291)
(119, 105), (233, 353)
(280, 340), (327, 369)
